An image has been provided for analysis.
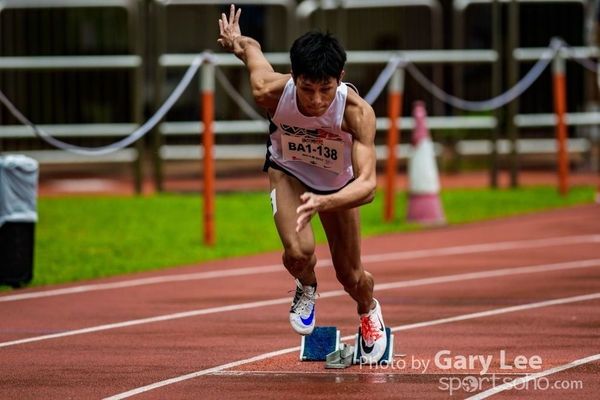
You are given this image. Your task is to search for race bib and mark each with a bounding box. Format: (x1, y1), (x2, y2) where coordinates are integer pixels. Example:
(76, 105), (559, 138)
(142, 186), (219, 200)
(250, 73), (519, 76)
(281, 135), (344, 174)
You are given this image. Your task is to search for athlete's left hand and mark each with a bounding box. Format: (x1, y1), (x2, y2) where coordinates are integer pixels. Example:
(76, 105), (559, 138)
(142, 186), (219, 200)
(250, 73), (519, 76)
(217, 4), (242, 52)
(296, 192), (321, 232)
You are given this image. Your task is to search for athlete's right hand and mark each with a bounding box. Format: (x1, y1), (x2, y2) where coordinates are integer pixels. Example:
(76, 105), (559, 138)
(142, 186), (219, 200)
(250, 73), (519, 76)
(217, 4), (242, 52)
(296, 192), (322, 233)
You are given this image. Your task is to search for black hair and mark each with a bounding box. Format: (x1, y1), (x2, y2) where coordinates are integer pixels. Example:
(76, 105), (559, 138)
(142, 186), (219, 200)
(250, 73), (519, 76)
(289, 30), (347, 83)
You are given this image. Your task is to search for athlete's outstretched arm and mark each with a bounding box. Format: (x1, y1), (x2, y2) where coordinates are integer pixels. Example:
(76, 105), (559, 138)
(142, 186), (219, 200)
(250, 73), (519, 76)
(217, 4), (288, 110)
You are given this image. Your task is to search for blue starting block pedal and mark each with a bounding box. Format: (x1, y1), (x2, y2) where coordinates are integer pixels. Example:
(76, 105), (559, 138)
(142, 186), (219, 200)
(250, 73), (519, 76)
(353, 327), (394, 365)
(299, 326), (340, 361)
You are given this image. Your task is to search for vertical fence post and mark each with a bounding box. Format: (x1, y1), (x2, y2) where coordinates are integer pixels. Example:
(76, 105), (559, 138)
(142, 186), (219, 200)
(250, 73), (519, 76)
(201, 57), (215, 246)
(552, 44), (568, 196)
(489, 0), (501, 189)
(384, 66), (404, 222)
(507, 0), (520, 188)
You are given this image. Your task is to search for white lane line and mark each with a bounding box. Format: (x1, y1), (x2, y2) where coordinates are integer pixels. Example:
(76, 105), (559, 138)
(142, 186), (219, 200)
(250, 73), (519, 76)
(385, 292), (600, 336)
(0, 297), (290, 348)
(213, 371), (525, 376)
(2, 258), (599, 349)
(0, 264), (284, 302)
(361, 234), (600, 264)
(366, 259), (600, 295)
(2, 234), (599, 302)
(465, 354), (600, 399)
(103, 292), (600, 399)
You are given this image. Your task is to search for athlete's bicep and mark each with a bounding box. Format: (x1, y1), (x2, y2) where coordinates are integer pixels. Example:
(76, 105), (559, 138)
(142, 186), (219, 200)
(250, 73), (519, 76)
(351, 130), (377, 183)
(251, 72), (290, 110)
(347, 105), (377, 184)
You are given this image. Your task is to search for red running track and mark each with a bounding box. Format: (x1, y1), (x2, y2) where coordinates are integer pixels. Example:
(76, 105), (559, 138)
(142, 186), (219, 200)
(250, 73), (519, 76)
(1, 204), (599, 399)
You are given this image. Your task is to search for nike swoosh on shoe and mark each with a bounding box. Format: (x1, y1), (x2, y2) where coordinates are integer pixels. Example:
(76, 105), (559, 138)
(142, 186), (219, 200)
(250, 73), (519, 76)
(300, 306), (315, 326)
(361, 337), (375, 354)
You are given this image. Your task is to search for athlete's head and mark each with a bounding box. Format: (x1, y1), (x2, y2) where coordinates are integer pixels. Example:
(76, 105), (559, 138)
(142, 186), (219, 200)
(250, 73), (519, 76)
(290, 30), (346, 84)
(290, 30), (346, 116)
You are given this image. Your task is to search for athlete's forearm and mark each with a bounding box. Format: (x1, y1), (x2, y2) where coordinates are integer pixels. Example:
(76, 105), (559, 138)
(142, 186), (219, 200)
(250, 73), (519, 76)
(295, 178), (376, 232)
(232, 36), (262, 64)
(321, 178), (377, 211)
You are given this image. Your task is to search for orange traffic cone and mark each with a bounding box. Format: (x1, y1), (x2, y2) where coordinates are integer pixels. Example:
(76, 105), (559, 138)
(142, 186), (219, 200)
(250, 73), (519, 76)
(406, 101), (446, 225)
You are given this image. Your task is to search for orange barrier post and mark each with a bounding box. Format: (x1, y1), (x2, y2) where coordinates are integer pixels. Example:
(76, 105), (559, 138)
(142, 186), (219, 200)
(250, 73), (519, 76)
(384, 67), (404, 222)
(201, 60), (215, 246)
(552, 46), (568, 196)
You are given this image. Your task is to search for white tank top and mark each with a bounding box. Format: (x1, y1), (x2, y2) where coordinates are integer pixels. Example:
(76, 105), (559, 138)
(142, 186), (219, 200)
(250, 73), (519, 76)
(268, 78), (354, 192)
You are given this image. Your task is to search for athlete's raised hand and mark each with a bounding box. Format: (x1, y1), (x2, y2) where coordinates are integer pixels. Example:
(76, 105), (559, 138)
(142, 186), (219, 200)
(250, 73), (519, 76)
(217, 4), (242, 52)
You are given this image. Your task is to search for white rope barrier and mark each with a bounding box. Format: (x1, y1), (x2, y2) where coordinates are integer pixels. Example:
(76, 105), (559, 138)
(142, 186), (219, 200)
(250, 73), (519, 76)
(407, 41), (558, 111)
(364, 55), (406, 105)
(214, 66), (267, 122)
(560, 44), (598, 73)
(0, 53), (214, 155)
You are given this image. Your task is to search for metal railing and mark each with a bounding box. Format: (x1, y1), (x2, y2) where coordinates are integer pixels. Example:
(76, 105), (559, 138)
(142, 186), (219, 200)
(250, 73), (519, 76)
(513, 45), (600, 128)
(451, 0), (591, 187)
(0, 0), (145, 192)
(296, 0), (445, 115)
(155, 0), (298, 46)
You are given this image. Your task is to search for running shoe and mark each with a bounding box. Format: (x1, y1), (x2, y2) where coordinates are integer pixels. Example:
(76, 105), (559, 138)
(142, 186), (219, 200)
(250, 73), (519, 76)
(289, 279), (317, 335)
(359, 298), (387, 364)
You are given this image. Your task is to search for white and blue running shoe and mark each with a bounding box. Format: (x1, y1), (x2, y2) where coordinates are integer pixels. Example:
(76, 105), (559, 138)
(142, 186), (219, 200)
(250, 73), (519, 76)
(289, 279), (317, 336)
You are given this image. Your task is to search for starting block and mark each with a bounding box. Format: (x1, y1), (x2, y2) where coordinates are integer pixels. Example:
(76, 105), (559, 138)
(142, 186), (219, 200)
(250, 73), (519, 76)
(299, 326), (340, 361)
(300, 326), (395, 368)
(353, 327), (394, 365)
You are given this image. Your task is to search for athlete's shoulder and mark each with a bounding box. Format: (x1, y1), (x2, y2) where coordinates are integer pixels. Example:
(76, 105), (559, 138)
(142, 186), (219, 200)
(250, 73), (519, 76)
(254, 73), (291, 112)
(342, 88), (376, 136)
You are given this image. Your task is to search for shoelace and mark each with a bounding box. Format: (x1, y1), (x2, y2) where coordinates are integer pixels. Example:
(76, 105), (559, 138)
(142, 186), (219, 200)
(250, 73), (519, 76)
(289, 286), (317, 315)
(361, 314), (383, 344)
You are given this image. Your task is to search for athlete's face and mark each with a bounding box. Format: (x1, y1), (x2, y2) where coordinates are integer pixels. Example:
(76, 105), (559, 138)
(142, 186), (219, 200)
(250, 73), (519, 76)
(293, 72), (344, 117)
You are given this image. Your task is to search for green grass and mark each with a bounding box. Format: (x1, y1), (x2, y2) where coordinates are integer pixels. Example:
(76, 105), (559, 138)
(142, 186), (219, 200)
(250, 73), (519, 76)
(9, 185), (596, 289)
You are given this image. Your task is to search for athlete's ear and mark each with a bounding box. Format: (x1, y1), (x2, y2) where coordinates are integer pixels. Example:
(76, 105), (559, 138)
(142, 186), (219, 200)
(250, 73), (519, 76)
(337, 70), (345, 85)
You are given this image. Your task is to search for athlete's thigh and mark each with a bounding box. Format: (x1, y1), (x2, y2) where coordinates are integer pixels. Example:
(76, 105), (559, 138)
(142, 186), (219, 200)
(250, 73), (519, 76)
(318, 207), (362, 270)
(268, 168), (315, 251)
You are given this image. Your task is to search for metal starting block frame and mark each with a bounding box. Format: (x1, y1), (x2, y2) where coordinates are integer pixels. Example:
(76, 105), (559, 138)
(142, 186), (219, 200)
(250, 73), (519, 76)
(325, 343), (355, 368)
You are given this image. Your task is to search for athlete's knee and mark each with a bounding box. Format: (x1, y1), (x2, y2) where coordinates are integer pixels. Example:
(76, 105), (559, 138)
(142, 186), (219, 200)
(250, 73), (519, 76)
(282, 244), (315, 272)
